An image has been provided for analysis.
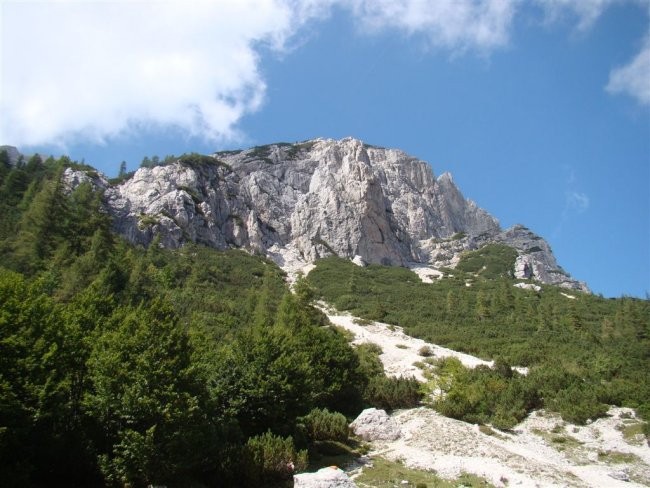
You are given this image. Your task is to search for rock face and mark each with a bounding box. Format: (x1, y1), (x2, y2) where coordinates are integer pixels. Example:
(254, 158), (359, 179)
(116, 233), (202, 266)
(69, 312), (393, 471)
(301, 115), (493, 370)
(72, 137), (587, 291)
(350, 408), (401, 441)
(294, 466), (357, 488)
(0, 145), (22, 166)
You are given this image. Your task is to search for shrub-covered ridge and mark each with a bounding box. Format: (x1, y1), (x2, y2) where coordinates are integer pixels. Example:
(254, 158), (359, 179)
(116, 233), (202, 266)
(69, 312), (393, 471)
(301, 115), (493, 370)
(307, 257), (650, 429)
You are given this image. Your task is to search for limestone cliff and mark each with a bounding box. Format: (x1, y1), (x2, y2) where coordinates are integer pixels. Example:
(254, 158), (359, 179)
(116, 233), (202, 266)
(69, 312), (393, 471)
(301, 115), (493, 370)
(66, 137), (588, 291)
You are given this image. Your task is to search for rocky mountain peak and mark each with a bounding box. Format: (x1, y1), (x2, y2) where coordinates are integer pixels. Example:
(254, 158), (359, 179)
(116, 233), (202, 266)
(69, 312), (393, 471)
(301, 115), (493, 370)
(66, 138), (587, 291)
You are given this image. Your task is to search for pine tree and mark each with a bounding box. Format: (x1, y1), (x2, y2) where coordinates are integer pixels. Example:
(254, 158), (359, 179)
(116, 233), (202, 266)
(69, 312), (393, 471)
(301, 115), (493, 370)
(446, 289), (457, 319)
(476, 290), (490, 321)
(12, 171), (70, 273)
(252, 267), (278, 327)
(0, 149), (11, 186)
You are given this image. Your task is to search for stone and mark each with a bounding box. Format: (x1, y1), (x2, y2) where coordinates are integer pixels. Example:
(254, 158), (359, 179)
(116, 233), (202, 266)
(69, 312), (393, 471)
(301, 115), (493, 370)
(350, 408), (401, 441)
(608, 470), (630, 482)
(293, 466), (357, 488)
(513, 282), (541, 292)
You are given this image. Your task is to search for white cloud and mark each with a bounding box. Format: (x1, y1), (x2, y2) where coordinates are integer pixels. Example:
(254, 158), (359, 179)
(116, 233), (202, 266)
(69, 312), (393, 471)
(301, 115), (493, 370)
(347, 0), (518, 52)
(534, 0), (622, 30)
(566, 191), (590, 213)
(553, 171), (590, 237)
(607, 33), (650, 105)
(535, 0), (650, 106)
(1, 0), (295, 147)
(0, 0), (523, 148)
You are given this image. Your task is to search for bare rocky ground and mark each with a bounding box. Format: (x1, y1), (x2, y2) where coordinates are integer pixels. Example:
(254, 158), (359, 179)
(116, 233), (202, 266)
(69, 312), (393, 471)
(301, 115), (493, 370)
(320, 305), (650, 488)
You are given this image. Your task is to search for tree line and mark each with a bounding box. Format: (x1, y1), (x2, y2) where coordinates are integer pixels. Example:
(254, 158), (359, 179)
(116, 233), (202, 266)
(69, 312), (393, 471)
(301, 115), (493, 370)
(0, 152), (420, 486)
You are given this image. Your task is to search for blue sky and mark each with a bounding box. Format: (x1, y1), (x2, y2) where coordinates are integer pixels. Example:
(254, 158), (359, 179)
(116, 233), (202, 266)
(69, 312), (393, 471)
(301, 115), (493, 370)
(1, 0), (649, 298)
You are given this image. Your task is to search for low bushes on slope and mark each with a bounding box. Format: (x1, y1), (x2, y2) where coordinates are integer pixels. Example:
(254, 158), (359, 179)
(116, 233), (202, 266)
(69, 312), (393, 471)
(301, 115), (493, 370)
(307, 257), (650, 427)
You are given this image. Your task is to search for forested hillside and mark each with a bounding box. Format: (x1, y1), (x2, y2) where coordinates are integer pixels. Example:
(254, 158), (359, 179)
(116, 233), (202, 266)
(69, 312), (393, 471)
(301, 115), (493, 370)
(307, 257), (650, 429)
(0, 153), (420, 487)
(1, 151), (648, 486)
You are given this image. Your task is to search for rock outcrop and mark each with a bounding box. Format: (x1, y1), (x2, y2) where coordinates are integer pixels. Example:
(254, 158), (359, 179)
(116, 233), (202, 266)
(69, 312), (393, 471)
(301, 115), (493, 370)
(350, 408), (401, 441)
(294, 466), (357, 488)
(65, 137), (588, 291)
(0, 145), (22, 166)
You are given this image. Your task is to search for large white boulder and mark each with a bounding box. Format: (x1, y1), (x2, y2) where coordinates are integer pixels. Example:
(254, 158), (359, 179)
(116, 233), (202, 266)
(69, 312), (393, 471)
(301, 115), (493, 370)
(350, 408), (401, 441)
(294, 466), (357, 488)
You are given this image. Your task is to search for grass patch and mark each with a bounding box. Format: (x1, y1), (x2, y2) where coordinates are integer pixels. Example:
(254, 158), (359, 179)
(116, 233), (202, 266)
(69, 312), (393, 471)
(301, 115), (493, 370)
(306, 438), (369, 472)
(531, 428), (582, 451)
(138, 213), (160, 229)
(618, 421), (647, 446)
(597, 450), (641, 464)
(353, 317), (373, 326)
(478, 425), (508, 440)
(355, 457), (494, 488)
(396, 344), (408, 349)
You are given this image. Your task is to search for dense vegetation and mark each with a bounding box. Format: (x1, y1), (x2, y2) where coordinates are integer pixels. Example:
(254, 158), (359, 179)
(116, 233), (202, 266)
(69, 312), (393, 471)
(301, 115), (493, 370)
(0, 152), (415, 487)
(2, 149), (648, 484)
(308, 257), (650, 428)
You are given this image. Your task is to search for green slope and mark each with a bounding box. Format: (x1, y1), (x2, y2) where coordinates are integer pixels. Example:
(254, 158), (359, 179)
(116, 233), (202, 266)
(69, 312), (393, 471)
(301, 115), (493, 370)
(307, 256), (650, 429)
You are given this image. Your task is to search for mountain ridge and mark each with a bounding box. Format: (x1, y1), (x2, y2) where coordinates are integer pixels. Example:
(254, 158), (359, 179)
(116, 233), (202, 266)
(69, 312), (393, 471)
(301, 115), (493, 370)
(59, 137), (588, 291)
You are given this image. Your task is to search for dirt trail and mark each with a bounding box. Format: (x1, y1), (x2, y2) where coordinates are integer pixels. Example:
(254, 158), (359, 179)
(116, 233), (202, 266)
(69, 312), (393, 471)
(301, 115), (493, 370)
(321, 305), (650, 487)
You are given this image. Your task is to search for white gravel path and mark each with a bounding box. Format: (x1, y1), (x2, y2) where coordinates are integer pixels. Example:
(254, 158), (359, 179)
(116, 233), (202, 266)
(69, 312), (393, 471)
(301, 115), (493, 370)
(319, 304), (528, 380)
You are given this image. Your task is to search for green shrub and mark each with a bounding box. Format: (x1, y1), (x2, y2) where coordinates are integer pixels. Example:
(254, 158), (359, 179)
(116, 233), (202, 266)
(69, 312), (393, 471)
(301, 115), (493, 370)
(433, 361), (539, 429)
(299, 408), (349, 442)
(355, 343), (385, 379)
(243, 431), (308, 483)
(307, 257), (650, 428)
(550, 386), (608, 425)
(178, 152), (231, 171)
(455, 244), (518, 278)
(418, 345), (433, 357)
(365, 375), (423, 410)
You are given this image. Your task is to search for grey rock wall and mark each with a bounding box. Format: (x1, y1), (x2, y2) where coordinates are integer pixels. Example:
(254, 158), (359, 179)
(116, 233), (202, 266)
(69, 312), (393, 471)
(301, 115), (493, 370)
(68, 137), (588, 291)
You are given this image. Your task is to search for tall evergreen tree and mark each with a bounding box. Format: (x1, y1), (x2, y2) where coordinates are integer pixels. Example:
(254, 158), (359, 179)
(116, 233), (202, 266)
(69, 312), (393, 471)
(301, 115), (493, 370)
(0, 149), (11, 186)
(12, 171), (70, 273)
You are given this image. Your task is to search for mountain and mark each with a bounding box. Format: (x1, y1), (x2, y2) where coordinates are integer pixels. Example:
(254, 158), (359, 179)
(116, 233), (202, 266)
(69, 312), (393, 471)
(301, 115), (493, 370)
(1, 142), (648, 488)
(65, 137), (588, 291)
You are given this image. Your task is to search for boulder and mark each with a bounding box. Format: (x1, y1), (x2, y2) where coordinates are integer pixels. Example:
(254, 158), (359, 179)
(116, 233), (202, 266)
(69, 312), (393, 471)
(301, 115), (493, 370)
(294, 466), (356, 488)
(350, 408), (401, 441)
(513, 282), (541, 292)
(608, 470), (630, 482)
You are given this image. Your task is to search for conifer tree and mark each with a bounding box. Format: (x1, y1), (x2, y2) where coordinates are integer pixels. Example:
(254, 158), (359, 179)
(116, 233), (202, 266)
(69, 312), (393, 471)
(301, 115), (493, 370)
(0, 149), (11, 186)
(13, 171), (69, 273)
(476, 290), (490, 321)
(446, 289), (458, 319)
